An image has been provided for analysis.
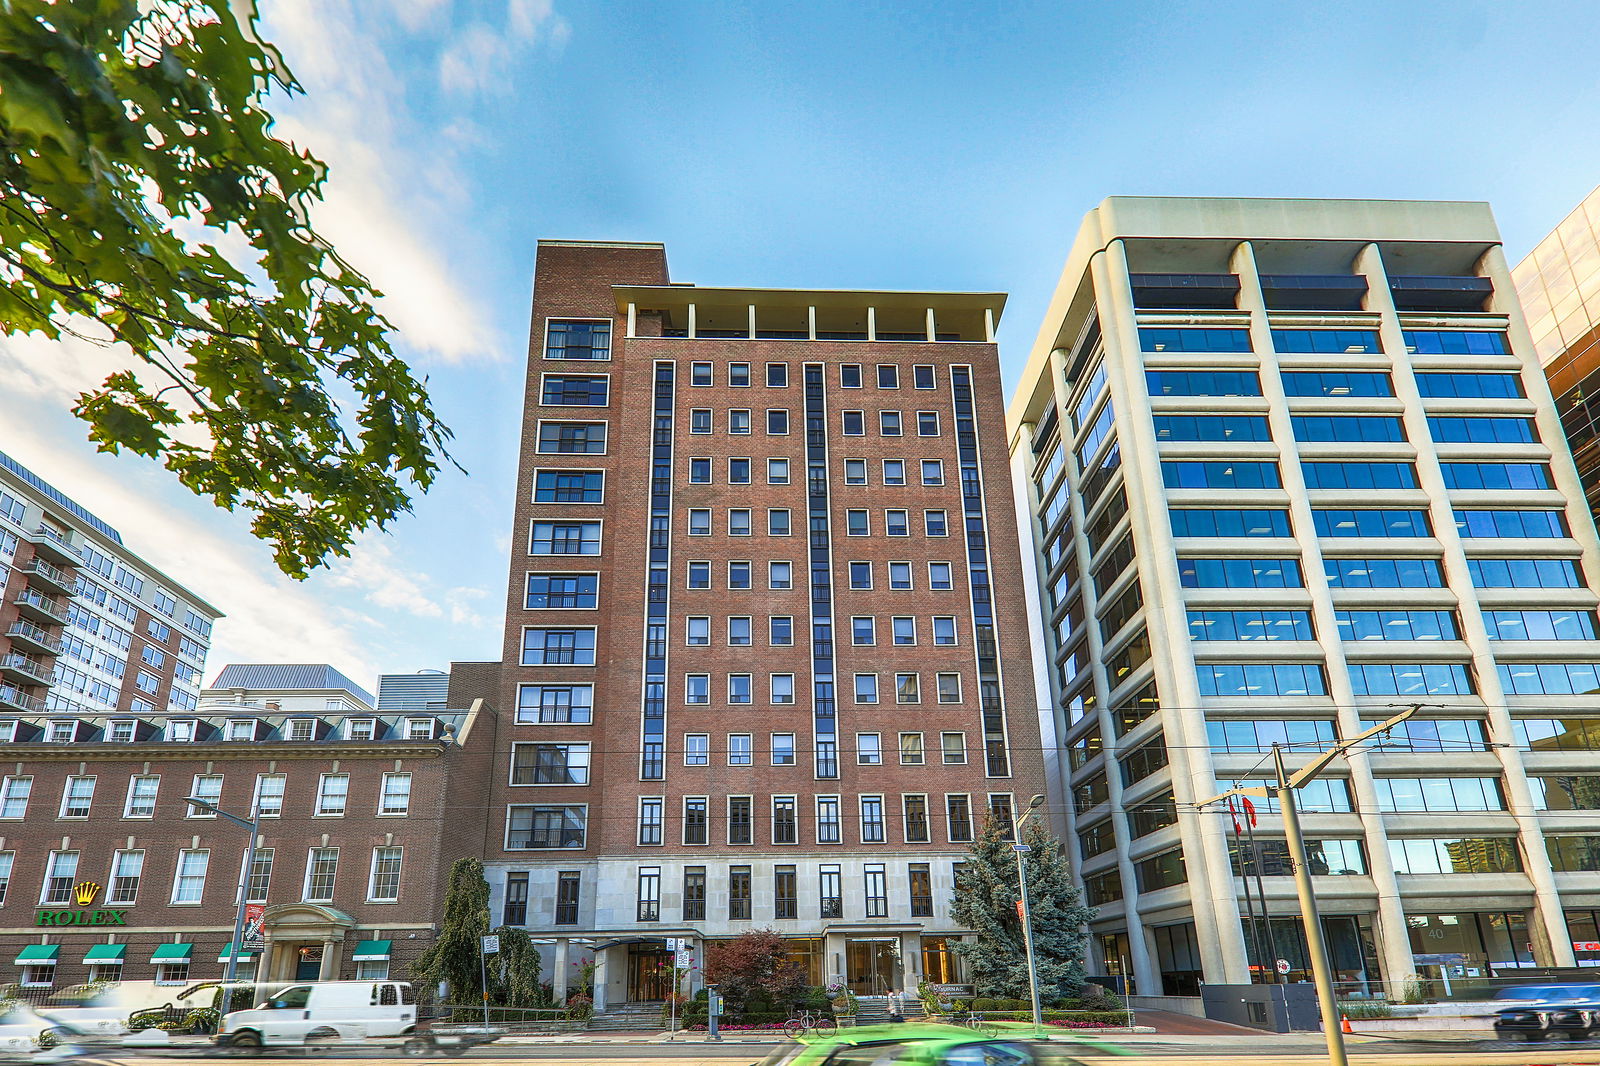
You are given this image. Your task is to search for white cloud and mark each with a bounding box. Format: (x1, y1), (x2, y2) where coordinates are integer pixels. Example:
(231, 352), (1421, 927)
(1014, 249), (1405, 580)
(439, 0), (569, 95)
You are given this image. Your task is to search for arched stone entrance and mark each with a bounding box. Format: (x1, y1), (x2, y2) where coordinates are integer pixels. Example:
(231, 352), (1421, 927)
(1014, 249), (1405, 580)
(262, 903), (355, 982)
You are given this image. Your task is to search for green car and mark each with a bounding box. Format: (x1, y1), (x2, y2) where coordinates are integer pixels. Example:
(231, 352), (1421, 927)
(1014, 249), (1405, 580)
(752, 1022), (1120, 1066)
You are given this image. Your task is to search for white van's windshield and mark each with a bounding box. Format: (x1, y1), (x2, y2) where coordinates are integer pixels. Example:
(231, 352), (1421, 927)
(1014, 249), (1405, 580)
(262, 986), (313, 1011)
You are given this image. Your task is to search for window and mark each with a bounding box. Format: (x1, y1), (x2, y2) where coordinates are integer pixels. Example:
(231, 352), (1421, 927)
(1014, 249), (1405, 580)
(728, 509), (752, 536)
(683, 797), (709, 845)
(946, 794), (974, 842)
(771, 673), (795, 704)
(889, 616), (915, 646)
(844, 458), (867, 484)
(688, 561), (711, 588)
(1416, 371), (1525, 398)
(729, 866), (752, 920)
(1196, 663), (1328, 696)
(851, 617), (877, 646)
(886, 509), (910, 536)
(766, 409), (789, 434)
(1388, 837), (1521, 874)
(1428, 416), (1538, 444)
(941, 732), (968, 764)
(345, 718), (375, 740)
(637, 867), (661, 921)
(1500, 662), (1600, 695)
(911, 364), (935, 389)
(1146, 369), (1261, 396)
(1152, 414), (1272, 442)
(1141, 328), (1252, 352)
(915, 410), (941, 439)
(1485, 610), (1598, 640)
(768, 561), (793, 589)
(1206, 719), (1336, 753)
(725, 616), (752, 646)
(60, 776), (95, 818)
(688, 509), (711, 536)
(42, 851), (79, 904)
(687, 458), (712, 485)
(904, 796), (931, 844)
(842, 410), (865, 435)
(124, 775), (159, 818)
(729, 409), (751, 434)
(900, 732), (925, 764)
(1324, 557), (1444, 588)
(728, 796), (753, 844)
(556, 870), (582, 921)
(502, 872), (529, 925)
(1189, 609), (1314, 641)
(109, 720), (136, 742)
(682, 868), (706, 920)
(1440, 463), (1552, 490)
(1335, 610), (1457, 641)
(1281, 370), (1393, 397)
(768, 509), (791, 536)
(1312, 509), (1431, 537)
(525, 573), (599, 609)
(172, 849), (210, 903)
(924, 510), (947, 536)
(929, 562), (953, 590)
(253, 774), (285, 817)
(729, 362), (751, 387)
(368, 847), (403, 902)
(1161, 461), (1281, 489)
(729, 561), (752, 588)
(774, 865), (798, 919)
(690, 362), (713, 386)
(511, 742), (592, 784)
(545, 319), (610, 360)
(516, 684), (593, 723)
(506, 805), (586, 849)
(766, 362), (788, 387)
(841, 364), (863, 388)
(847, 509), (869, 536)
(316, 773), (350, 816)
(520, 627), (597, 665)
(849, 562), (872, 589)
(857, 733), (883, 766)
(685, 674), (710, 704)
(142, 645), (167, 669)
(729, 734), (753, 765)
(541, 374), (609, 406)
(770, 616), (794, 645)
(767, 458), (790, 484)
(287, 718), (316, 742)
(772, 796), (798, 844)
(897, 673), (921, 704)
(1135, 848), (1188, 892)
(1455, 510), (1568, 538)
(109, 849), (143, 904)
(728, 674), (752, 704)
(1270, 328), (1380, 353)
(876, 363), (900, 388)
(1375, 777), (1504, 812)
(727, 458), (753, 485)
(638, 799), (664, 846)
(682, 735), (710, 768)
(864, 864), (888, 917)
(772, 733), (796, 766)
(529, 521), (601, 555)
(1178, 557), (1302, 588)
(1468, 557), (1582, 588)
(930, 617), (957, 646)
(917, 461), (945, 489)
(188, 774), (222, 815)
(855, 674), (879, 704)
(888, 561), (913, 590)
(817, 796), (842, 843)
(820, 865), (843, 917)
(380, 773), (411, 815)
(882, 459), (907, 485)
(1403, 329), (1508, 355)
(690, 409), (711, 433)
(536, 421), (607, 453)
(135, 671), (160, 695)
(1302, 462), (1417, 489)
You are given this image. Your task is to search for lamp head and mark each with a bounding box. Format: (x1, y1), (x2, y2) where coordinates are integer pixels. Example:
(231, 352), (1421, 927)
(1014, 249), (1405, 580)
(1028, 794), (1045, 810)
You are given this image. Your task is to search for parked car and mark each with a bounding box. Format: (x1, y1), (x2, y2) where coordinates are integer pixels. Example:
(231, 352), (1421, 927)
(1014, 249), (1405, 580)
(0, 1000), (88, 1059)
(33, 982), (175, 1039)
(1492, 985), (1600, 1042)
(215, 981), (418, 1048)
(751, 1023), (1115, 1066)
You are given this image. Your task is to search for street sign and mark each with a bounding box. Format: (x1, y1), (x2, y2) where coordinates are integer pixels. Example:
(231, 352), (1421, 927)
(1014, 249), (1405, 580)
(676, 951), (693, 968)
(1275, 958), (1291, 975)
(664, 937), (681, 952)
(481, 935), (500, 954)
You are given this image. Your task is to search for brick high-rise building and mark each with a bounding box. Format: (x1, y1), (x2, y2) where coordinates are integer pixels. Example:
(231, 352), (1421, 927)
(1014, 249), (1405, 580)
(484, 241), (1044, 1009)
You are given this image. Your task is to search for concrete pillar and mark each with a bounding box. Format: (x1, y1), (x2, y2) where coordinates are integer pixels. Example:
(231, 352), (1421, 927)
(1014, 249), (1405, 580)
(687, 303), (696, 339)
(866, 306), (876, 341)
(627, 302), (637, 338)
(808, 306), (817, 340)
(984, 308), (995, 342)
(748, 303), (757, 339)
(591, 948), (608, 1011)
(318, 938), (338, 981)
(925, 308), (936, 342)
(553, 939), (569, 1001)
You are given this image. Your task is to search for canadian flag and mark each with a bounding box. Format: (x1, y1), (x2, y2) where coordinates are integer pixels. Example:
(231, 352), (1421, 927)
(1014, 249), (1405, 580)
(1016, 900), (1025, 921)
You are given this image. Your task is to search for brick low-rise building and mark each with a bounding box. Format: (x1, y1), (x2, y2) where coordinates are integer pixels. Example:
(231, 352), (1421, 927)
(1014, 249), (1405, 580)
(0, 664), (496, 992)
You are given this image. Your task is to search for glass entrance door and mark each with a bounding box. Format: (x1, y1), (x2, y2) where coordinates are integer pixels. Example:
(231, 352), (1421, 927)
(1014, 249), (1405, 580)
(846, 940), (899, 995)
(626, 944), (671, 1002)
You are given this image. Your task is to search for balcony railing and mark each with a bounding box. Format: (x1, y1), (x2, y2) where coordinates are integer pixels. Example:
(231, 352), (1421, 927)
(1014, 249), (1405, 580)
(0, 683), (46, 714)
(23, 526), (78, 564)
(5, 620), (63, 656)
(19, 557), (75, 593)
(0, 653), (53, 686)
(14, 587), (69, 625)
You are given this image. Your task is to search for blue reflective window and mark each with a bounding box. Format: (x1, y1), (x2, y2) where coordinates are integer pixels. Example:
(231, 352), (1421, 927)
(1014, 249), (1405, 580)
(1161, 461), (1280, 489)
(1454, 510), (1568, 538)
(1415, 372), (1525, 399)
(1291, 415), (1405, 443)
(1467, 557), (1582, 588)
(525, 573), (600, 609)
(1177, 558), (1303, 589)
(545, 319), (612, 360)
(1146, 370), (1262, 397)
(1188, 610), (1314, 642)
(1281, 371), (1393, 397)
(1206, 718), (1336, 752)
(1349, 662), (1473, 696)
(541, 374), (610, 406)
(1170, 509), (1291, 537)
(533, 470), (604, 503)
(1139, 328), (1252, 353)
(1440, 463), (1552, 490)
(1498, 662), (1600, 695)
(1152, 415), (1272, 442)
(1301, 462), (1417, 489)
(1484, 610), (1598, 640)
(1196, 663), (1327, 697)
(1270, 329), (1381, 354)
(1323, 558), (1444, 588)
(1427, 416), (1538, 444)
(1075, 404), (1115, 467)
(1403, 330), (1509, 355)
(1334, 610), (1458, 641)
(1312, 509), (1431, 538)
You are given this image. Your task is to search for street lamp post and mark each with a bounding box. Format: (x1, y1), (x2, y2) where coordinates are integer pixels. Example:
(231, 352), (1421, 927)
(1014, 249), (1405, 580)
(185, 796), (260, 1007)
(1012, 794), (1046, 1031)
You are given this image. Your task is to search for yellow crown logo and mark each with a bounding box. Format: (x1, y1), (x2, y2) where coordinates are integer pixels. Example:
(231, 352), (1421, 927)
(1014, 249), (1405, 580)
(72, 881), (101, 906)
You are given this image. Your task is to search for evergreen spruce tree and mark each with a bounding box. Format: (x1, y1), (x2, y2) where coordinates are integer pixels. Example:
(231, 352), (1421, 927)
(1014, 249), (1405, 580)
(951, 815), (1094, 1001)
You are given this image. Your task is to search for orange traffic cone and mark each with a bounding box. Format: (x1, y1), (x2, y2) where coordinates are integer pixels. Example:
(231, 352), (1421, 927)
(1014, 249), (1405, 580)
(1341, 1013), (1354, 1035)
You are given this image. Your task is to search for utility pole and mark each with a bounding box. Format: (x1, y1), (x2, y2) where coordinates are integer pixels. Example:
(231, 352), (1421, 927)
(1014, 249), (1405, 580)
(1198, 705), (1418, 1066)
(1013, 794), (1047, 1030)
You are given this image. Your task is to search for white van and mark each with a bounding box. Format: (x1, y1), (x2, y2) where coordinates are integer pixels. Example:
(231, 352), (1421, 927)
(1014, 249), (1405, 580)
(217, 981), (417, 1047)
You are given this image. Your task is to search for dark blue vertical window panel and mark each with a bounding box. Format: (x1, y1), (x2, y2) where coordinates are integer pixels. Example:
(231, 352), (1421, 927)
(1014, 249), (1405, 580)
(1161, 462), (1281, 489)
(1177, 558), (1303, 589)
(639, 363), (675, 780)
(1427, 416), (1539, 444)
(1152, 415), (1272, 442)
(1301, 462), (1418, 489)
(1323, 558), (1445, 588)
(1291, 416), (1406, 443)
(804, 365), (839, 780)
(1454, 510), (1569, 538)
(1439, 463), (1552, 490)
(1170, 509), (1291, 537)
(1312, 509), (1432, 538)
(1281, 372), (1394, 397)
(1270, 329), (1382, 354)
(1146, 371), (1262, 397)
(1403, 331), (1509, 356)
(1466, 557), (1582, 588)
(1139, 328), (1252, 353)
(1415, 372), (1525, 399)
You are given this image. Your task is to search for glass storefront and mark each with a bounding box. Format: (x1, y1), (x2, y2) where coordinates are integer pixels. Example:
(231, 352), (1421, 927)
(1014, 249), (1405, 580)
(1241, 915), (1382, 995)
(781, 937), (824, 986)
(1565, 909), (1600, 967)
(920, 936), (962, 984)
(1095, 931), (1134, 994)
(1405, 911), (1534, 992)
(1152, 921), (1201, 996)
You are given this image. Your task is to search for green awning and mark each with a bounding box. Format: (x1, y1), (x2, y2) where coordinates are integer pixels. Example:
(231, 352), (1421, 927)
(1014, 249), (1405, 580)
(15, 945), (59, 964)
(350, 940), (391, 961)
(150, 943), (193, 963)
(83, 944), (126, 963)
(217, 943), (258, 963)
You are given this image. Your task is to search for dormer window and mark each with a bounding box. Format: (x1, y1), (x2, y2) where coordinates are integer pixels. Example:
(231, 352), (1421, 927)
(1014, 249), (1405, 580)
(0, 720), (16, 743)
(227, 720), (256, 742)
(166, 719), (196, 742)
(48, 720), (77, 743)
(108, 720), (136, 743)
(288, 718), (317, 742)
(345, 719), (376, 741)
(406, 718), (436, 740)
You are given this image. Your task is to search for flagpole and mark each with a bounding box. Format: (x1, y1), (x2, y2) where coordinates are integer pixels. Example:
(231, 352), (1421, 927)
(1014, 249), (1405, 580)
(1228, 798), (1267, 982)
(1241, 797), (1282, 982)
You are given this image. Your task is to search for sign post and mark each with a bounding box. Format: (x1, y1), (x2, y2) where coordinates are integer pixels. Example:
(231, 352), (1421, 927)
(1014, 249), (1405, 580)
(480, 935), (500, 1030)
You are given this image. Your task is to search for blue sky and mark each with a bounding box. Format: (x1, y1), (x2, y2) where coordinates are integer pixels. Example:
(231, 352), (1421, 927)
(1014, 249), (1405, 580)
(3, 0), (1599, 691)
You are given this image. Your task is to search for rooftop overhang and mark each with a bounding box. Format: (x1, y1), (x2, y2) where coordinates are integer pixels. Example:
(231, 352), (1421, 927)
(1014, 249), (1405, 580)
(613, 285), (1004, 342)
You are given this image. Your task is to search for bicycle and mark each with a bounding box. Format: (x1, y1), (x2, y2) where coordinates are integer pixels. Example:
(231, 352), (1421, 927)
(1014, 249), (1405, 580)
(783, 1009), (838, 1038)
(953, 1010), (997, 1036)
